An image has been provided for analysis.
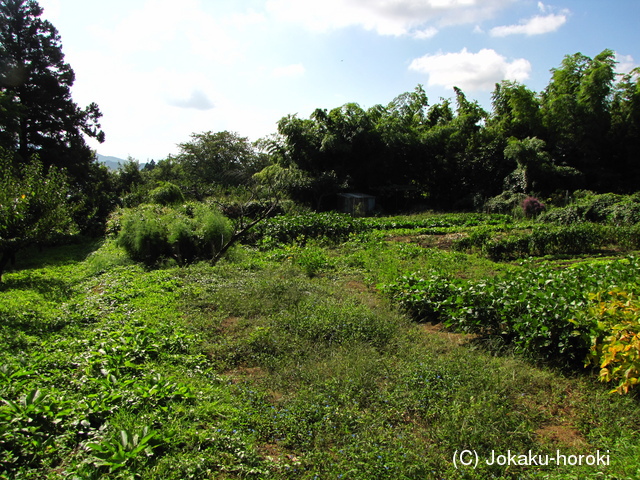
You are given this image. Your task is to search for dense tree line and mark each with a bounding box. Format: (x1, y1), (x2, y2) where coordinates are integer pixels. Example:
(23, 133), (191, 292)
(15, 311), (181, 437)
(273, 50), (640, 211)
(108, 50), (640, 215)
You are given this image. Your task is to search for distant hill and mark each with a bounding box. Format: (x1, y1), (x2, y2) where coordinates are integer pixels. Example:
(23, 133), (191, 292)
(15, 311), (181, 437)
(97, 154), (126, 170)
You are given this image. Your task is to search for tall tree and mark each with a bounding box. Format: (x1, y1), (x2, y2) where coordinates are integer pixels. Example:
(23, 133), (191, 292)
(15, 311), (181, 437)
(489, 80), (543, 140)
(610, 67), (640, 189)
(0, 0), (104, 180)
(540, 50), (616, 185)
(174, 131), (267, 199)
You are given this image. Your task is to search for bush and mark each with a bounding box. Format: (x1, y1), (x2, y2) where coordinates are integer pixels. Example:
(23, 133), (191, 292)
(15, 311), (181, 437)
(483, 192), (526, 216)
(378, 272), (456, 323)
(537, 205), (584, 225)
(117, 203), (232, 266)
(118, 204), (171, 265)
(148, 182), (185, 205)
(539, 192), (640, 226)
(522, 196), (545, 218)
(572, 288), (640, 394)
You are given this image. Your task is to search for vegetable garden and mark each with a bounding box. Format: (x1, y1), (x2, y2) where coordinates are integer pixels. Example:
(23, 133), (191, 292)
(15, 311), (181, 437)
(2, 200), (640, 479)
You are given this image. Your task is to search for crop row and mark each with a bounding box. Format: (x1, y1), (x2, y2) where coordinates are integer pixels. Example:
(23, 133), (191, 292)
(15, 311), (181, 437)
(250, 212), (516, 246)
(380, 256), (640, 369)
(452, 223), (640, 260)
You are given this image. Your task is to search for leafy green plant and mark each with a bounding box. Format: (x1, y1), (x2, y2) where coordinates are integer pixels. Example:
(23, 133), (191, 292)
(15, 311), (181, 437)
(86, 426), (161, 473)
(382, 256), (640, 366)
(539, 191), (640, 226)
(252, 212), (367, 246)
(148, 181), (185, 205)
(572, 288), (640, 394)
(453, 223), (616, 260)
(116, 203), (232, 265)
(0, 388), (73, 469)
(379, 271), (455, 322)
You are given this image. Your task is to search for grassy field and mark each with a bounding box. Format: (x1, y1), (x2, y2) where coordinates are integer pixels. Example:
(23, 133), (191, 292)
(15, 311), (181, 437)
(1, 214), (640, 479)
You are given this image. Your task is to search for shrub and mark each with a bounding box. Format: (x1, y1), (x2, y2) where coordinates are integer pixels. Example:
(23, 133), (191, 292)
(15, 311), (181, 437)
(522, 196), (545, 218)
(582, 193), (623, 222)
(117, 203), (232, 266)
(453, 223), (615, 260)
(607, 200), (640, 226)
(483, 192), (526, 216)
(537, 205), (584, 225)
(148, 182), (185, 205)
(572, 288), (640, 394)
(379, 272), (455, 323)
(118, 204), (171, 265)
(539, 192), (640, 226)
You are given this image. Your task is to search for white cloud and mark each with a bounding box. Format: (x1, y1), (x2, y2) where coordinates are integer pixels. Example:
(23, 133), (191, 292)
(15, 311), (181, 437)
(89, 0), (240, 64)
(413, 27), (439, 39)
(615, 53), (638, 75)
(168, 90), (215, 111)
(409, 48), (531, 91)
(490, 12), (567, 36)
(226, 9), (267, 29)
(266, 0), (515, 36)
(272, 63), (306, 78)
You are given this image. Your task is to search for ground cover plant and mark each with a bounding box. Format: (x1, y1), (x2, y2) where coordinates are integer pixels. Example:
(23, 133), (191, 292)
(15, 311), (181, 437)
(1, 213), (640, 479)
(380, 255), (640, 367)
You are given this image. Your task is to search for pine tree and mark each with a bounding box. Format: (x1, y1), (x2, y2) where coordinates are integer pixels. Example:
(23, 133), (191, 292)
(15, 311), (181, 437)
(0, 0), (104, 180)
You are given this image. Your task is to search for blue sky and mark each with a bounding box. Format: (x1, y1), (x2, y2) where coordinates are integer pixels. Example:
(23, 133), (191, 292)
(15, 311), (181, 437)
(37, 0), (639, 161)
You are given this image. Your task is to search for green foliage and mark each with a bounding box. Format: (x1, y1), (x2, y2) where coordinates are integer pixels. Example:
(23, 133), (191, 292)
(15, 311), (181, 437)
(173, 130), (268, 199)
(86, 426), (162, 473)
(483, 191), (527, 215)
(363, 212), (514, 230)
(117, 203), (232, 266)
(382, 256), (640, 366)
(253, 212), (516, 247)
(253, 212), (367, 246)
(572, 288), (640, 394)
(540, 191), (640, 226)
(147, 181), (185, 205)
(284, 242), (331, 278)
(0, 153), (76, 280)
(218, 199), (284, 220)
(0, 387), (73, 470)
(452, 223), (622, 260)
(0, 0), (104, 180)
(5, 217), (640, 479)
(379, 272), (455, 323)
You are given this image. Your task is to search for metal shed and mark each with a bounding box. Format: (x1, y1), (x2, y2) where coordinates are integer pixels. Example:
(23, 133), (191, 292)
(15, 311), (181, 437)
(337, 193), (376, 216)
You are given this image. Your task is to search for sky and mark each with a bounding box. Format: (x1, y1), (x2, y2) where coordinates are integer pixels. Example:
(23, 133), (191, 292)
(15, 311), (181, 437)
(35, 0), (640, 162)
